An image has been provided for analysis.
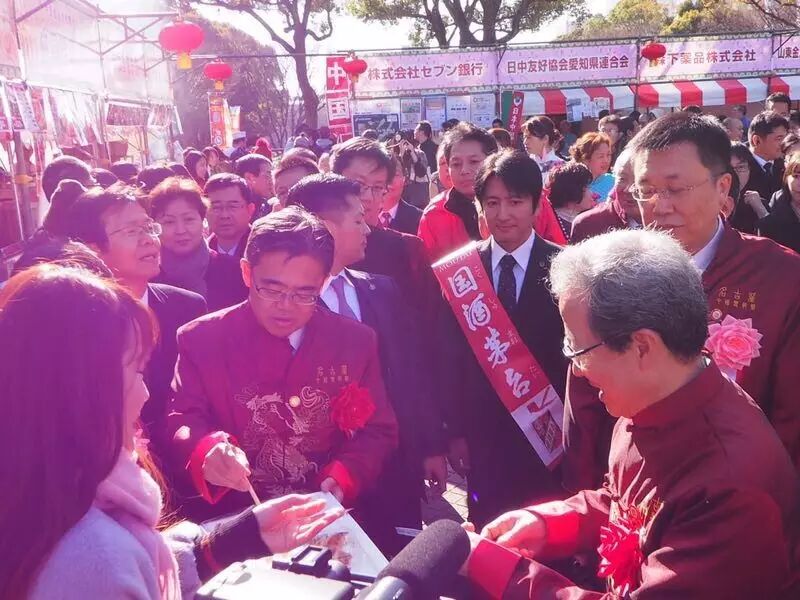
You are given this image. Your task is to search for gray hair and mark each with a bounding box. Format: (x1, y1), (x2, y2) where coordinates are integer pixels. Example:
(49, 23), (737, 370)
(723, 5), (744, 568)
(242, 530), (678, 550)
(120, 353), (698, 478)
(549, 229), (708, 360)
(612, 146), (633, 178)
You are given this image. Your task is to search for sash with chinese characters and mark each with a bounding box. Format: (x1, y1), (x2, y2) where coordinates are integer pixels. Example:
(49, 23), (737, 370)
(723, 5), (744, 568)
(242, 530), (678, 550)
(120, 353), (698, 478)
(433, 242), (564, 469)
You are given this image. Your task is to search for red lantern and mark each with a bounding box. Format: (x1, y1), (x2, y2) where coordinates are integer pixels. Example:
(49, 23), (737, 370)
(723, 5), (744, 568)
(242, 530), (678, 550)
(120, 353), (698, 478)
(159, 20), (204, 70)
(641, 42), (667, 65)
(342, 54), (368, 83)
(203, 60), (233, 91)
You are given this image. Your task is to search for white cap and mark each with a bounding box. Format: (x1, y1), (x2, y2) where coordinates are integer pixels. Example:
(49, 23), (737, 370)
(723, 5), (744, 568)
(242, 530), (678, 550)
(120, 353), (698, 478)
(232, 131), (246, 141)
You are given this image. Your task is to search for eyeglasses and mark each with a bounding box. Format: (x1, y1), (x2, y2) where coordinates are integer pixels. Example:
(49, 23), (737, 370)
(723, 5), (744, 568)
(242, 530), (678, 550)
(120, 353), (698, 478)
(254, 286), (319, 306)
(358, 184), (388, 200)
(107, 220), (162, 240)
(562, 338), (606, 363)
(627, 175), (719, 205)
(732, 165), (750, 174)
(209, 202), (247, 214)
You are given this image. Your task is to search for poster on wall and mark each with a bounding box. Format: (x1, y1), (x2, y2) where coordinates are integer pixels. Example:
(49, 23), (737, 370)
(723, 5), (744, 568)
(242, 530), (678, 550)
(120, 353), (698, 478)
(353, 113), (399, 138)
(424, 96), (446, 129)
(400, 98), (423, 130)
(470, 94), (495, 129)
(446, 95), (470, 122)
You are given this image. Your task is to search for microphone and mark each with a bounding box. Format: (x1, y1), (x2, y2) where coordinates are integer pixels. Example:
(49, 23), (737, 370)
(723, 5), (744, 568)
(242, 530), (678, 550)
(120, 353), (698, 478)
(359, 519), (471, 600)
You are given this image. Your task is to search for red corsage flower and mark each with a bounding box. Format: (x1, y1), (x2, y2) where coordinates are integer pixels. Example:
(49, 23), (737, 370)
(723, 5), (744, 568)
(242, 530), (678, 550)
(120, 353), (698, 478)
(597, 506), (645, 596)
(330, 383), (375, 437)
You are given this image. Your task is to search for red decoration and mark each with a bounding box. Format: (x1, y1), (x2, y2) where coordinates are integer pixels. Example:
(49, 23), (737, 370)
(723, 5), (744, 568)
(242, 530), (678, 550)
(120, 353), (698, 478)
(330, 383), (375, 436)
(342, 54), (368, 83)
(159, 20), (204, 70)
(641, 42), (667, 65)
(597, 505), (646, 596)
(203, 60), (233, 91)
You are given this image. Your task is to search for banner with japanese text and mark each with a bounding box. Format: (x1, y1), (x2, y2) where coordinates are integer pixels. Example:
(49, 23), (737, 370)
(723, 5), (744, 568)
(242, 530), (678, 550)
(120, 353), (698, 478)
(208, 92), (227, 148)
(326, 56), (354, 140)
(499, 43), (637, 86)
(773, 33), (800, 72)
(357, 50), (496, 94)
(640, 36), (772, 81)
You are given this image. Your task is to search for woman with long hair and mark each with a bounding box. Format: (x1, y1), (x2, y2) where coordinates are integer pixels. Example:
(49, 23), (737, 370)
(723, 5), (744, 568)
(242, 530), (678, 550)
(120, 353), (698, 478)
(521, 116), (564, 184)
(184, 150), (208, 187)
(0, 265), (342, 598)
(202, 146), (222, 176)
(570, 132), (614, 202)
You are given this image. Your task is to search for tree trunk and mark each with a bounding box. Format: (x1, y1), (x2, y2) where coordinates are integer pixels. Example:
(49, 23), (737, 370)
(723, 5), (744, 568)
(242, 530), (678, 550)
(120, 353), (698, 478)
(293, 36), (318, 128)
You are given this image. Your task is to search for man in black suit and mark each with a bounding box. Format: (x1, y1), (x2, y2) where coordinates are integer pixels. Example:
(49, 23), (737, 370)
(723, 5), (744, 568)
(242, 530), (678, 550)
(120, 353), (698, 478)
(436, 151), (569, 529)
(746, 110), (789, 201)
(64, 185), (207, 451)
(205, 173), (255, 259)
(331, 137), (440, 326)
(288, 174), (447, 553)
(380, 155), (423, 235)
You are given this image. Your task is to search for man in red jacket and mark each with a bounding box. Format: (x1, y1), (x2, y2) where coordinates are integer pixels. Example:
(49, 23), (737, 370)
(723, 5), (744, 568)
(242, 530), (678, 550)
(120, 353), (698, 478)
(167, 207), (398, 519)
(464, 229), (800, 599)
(570, 147), (641, 244)
(417, 122), (498, 262)
(562, 112), (800, 495)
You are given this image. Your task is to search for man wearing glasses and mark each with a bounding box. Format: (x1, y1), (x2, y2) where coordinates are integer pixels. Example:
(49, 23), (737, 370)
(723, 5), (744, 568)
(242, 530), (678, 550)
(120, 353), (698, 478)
(168, 207), (398, 523)
(205, 173), (257, 259)
(563, 112), (800, 494)
(63, 185), (207, 455)
(463, 229), (798, 599)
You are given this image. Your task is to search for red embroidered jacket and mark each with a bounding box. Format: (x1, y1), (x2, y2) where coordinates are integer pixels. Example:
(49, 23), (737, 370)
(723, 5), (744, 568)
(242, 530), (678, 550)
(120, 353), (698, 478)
(469, 363), (800, 599)
(167, 302), (398, 506)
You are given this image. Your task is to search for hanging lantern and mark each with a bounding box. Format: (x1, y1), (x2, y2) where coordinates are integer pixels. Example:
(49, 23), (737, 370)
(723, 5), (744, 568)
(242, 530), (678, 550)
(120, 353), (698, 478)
(342, 53), (368, 83)
(203, 60), (233, 91)
(641, 42), (667, 65)
(159, 20), (204, 70)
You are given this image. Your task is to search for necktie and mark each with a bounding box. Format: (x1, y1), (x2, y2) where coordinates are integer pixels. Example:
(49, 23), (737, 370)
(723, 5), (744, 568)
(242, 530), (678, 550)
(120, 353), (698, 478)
(764, 162), (772, 178)
(379, 211), (392, 228)
(330, 276), (357, 321)
(497, 254), (517, 313)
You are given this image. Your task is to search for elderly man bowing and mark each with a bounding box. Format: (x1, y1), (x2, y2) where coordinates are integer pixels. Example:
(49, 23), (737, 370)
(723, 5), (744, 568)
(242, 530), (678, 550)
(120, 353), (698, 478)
(463, 229), (800, 599)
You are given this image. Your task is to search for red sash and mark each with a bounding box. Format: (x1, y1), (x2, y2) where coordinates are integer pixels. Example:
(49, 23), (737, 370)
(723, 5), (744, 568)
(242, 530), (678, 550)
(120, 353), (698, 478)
(433, 242), (564, 469)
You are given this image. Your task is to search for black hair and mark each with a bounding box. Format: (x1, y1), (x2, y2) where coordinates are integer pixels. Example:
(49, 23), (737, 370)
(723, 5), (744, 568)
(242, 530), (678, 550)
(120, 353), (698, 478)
(548, 163), (594, 209)
(790, 111), (800, 128)
(598, 109), (610, 120)
(244, 205), (334, 273)
(767, 92), (791, 107)
(184, 150), (206, 183)
(416, 121), (433, 138)
(64, 184), (143, 250)
(441, 122), (498, 162)
(149, 177), (207, 220)
(235, 153), (272, 178)
(167, 163), (192, 179)
(286, 173), (361, 222)
(12, 232), (112, 278)
(441, 119), (460, 132)
(781, 132), (800, 155)
(489, 128), (513, 149)
(522, 116), (562, 148)
(474, 150), (543, 211)
(726, 164), (740, 202)
(43, 180), (88, 237)
(330, 137), (396, 180)
(137, 165), (175, 193)
(110, 161), (139, 184)
(91, 168), (119, 189)
(598, 114), (623, 128)
(492, 118), (504, 127)
(274, 155), (320, 180)
(628, 112), (731, 176)
(204, 173), (254, 205)
(682, 105), (703, 115)
(749, 110), (790, 141)
(361, 129), (379, 140)
(42, 156), (93, 202)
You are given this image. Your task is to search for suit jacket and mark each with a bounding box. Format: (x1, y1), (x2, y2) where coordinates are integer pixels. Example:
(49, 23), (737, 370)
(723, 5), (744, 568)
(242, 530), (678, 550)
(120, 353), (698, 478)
(437, 236), (569, 527)
(758, 190), (800, 253)
(207, 231), (248, 260)
(744, 157), (784, 206)
(390, 200), (423, 236)
(143, 283), (207, 446)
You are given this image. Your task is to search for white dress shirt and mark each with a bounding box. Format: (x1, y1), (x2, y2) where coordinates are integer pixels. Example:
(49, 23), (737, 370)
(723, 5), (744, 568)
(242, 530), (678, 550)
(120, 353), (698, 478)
(752, 152), (772, 173)
(691, 217), (724, 272)
(216, 243), (238, 257)
(489, 230), (536, 302)
(320, 270), (362, 321)
(287, 328), (305, 354)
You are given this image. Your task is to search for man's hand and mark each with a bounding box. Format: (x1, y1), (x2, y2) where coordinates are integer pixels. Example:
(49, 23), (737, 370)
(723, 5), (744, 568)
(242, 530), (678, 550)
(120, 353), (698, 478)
(202, 442), (251, 492)
(480, 510), (547, 558)
(423, 455), (448, 495)
(448, 437), (470, 477)
(743, 191), (769, 218)
(254, 494), (345, 554)
(320, 477), (344, 503)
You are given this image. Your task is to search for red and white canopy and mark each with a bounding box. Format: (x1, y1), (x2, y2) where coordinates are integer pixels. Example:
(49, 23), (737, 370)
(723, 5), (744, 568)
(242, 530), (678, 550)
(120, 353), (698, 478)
(521, 85), (635, 115)
(636, 78), (768, 108)
(769, 75), (800, 99)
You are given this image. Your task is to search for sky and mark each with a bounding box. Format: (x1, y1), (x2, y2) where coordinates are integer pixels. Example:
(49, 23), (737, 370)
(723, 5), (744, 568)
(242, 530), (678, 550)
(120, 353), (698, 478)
(198, 2), (622, 94)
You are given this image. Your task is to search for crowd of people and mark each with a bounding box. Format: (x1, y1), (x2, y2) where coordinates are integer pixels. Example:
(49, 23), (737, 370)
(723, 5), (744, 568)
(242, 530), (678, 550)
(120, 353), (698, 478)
(2, 93), (800, 599)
